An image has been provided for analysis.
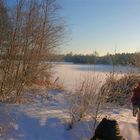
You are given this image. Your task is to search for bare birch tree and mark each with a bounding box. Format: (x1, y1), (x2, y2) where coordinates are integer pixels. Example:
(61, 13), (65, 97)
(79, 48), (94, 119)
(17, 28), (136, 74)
(0, 0), (64, 103)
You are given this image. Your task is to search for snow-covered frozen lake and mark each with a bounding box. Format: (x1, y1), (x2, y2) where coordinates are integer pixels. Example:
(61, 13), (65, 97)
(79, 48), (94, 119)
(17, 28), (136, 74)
(53, 63), (138, 90)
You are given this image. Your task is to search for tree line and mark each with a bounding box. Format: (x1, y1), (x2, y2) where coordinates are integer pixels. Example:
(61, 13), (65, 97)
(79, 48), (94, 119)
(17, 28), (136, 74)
(63, 52), (140, 66)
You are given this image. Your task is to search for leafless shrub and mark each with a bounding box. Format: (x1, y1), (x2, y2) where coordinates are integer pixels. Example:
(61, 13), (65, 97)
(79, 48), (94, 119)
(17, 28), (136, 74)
(67, 74), (105, 130)
(0, 0), (64, 103)
(101, 73), (140, 107)
(67, 73), (134, 130)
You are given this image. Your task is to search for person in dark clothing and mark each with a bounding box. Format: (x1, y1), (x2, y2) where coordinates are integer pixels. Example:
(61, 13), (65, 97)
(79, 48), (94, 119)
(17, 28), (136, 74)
(131, 82), (140, 116)
(90, 118), (126, 140)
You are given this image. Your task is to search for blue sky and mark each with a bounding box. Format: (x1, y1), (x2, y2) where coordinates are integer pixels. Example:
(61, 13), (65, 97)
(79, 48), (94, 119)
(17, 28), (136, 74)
(58, 0), (140, 55)
(6, 0), (140, 55)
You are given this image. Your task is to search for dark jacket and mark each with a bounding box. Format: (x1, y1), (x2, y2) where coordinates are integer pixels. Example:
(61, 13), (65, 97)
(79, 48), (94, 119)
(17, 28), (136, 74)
(90, 118), (126, 140)
(131, 84), (140, 105)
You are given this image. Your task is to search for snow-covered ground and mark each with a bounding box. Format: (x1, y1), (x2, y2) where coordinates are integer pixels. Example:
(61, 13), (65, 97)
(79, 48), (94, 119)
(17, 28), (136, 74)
(0, 64), (140, 140)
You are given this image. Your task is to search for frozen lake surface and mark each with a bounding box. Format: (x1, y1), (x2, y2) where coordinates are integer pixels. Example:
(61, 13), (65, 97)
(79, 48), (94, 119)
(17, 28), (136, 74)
(53, 63), (138, 90)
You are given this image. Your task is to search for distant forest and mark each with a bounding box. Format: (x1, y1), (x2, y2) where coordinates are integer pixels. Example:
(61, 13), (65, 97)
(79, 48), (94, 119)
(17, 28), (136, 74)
(62, 52), (140, 66)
